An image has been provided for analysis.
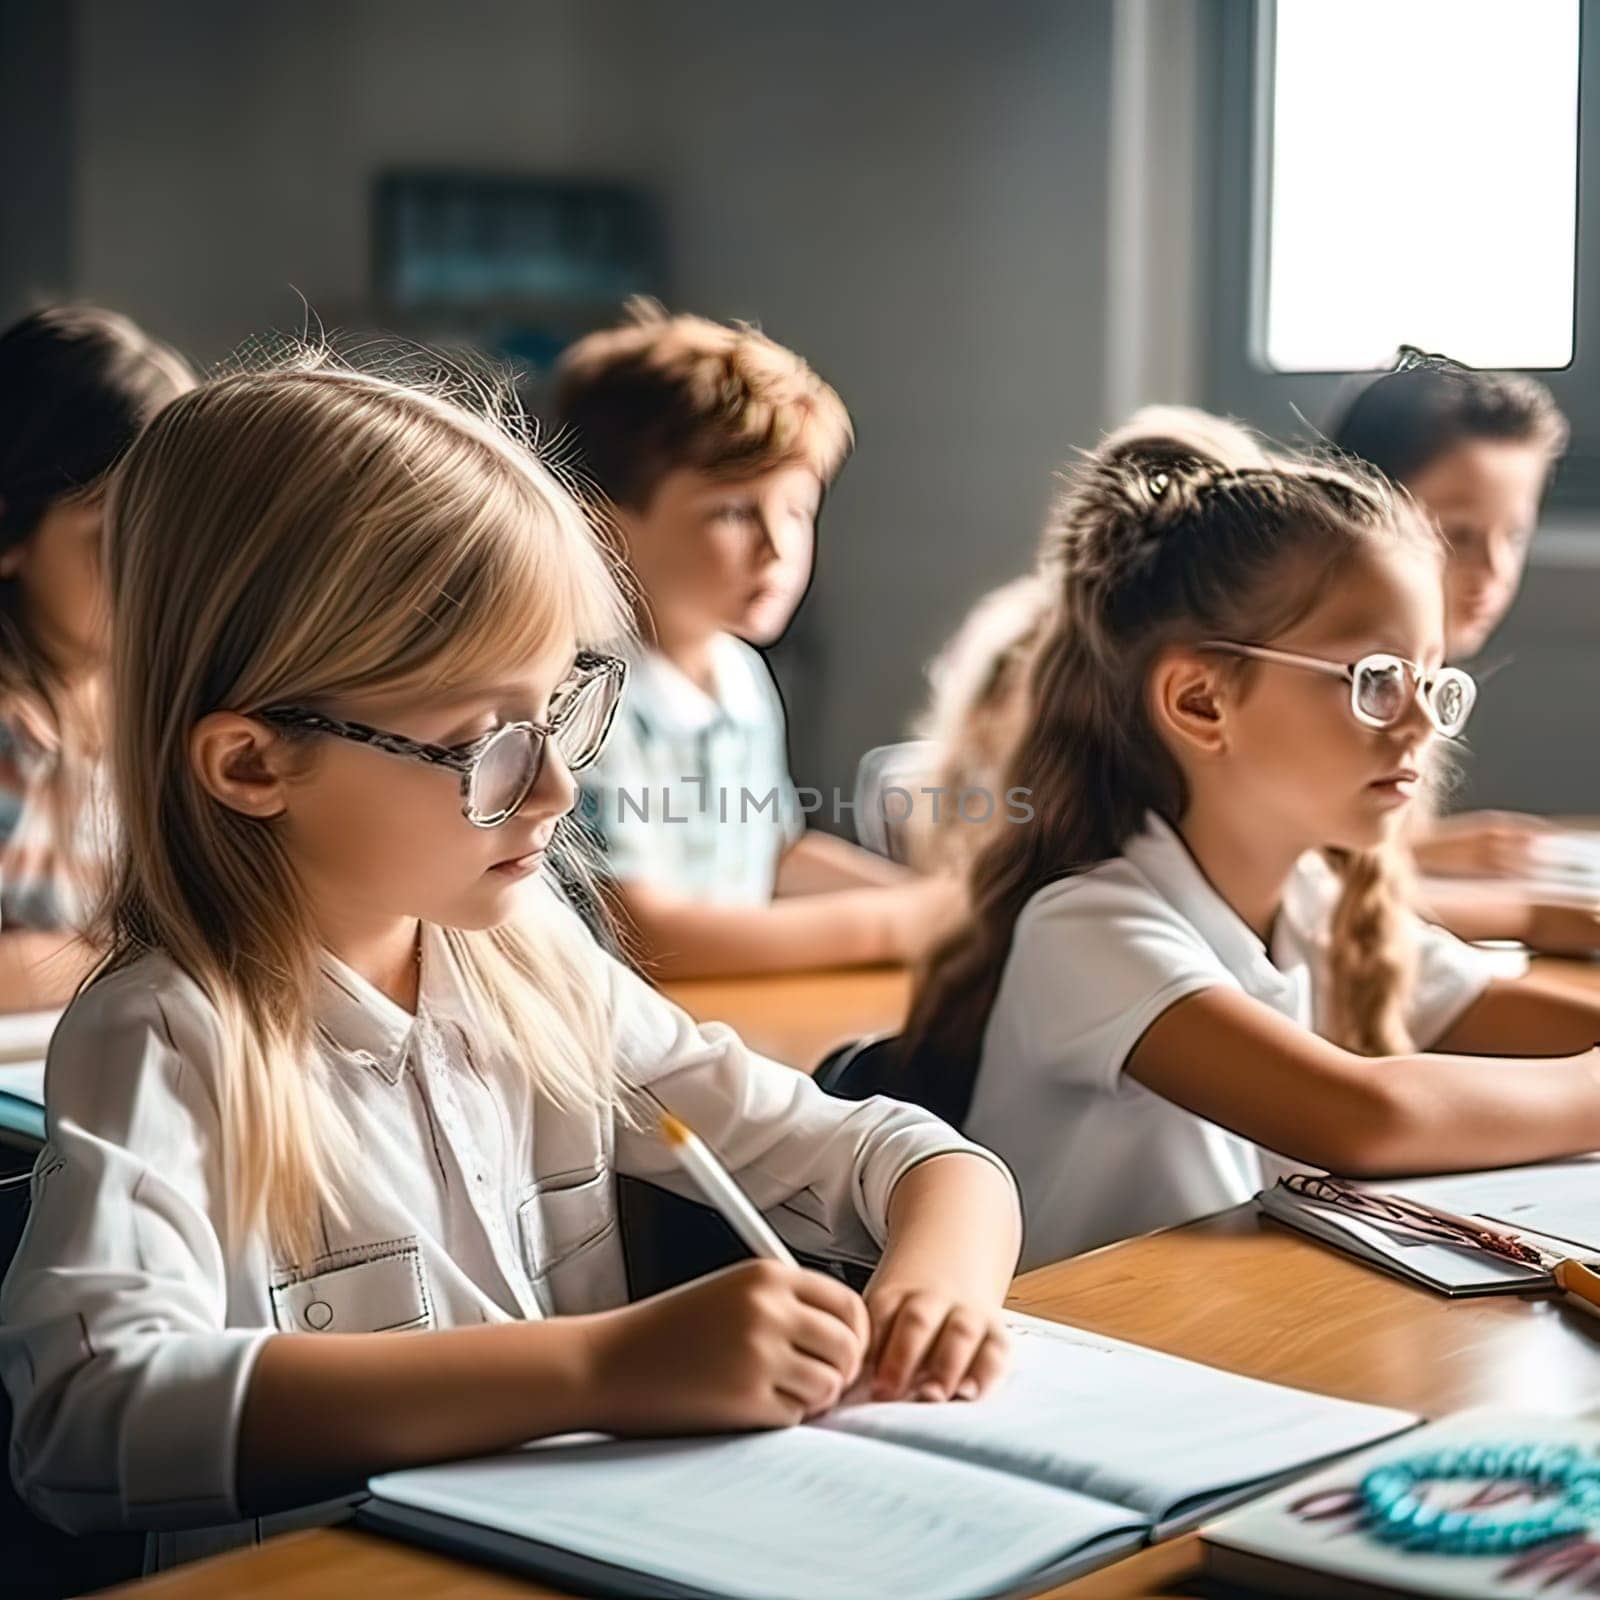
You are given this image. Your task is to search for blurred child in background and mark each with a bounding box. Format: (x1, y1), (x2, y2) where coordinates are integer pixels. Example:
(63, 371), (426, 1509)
(0, 305), (192, 1008)
(1330, 351), (1593, 954)
(557, 301), (955, 978)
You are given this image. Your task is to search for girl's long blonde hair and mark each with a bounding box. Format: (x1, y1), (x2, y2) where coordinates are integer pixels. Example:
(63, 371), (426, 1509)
(902, 409), (1441, 1123)
(101, 351), (630, 1262)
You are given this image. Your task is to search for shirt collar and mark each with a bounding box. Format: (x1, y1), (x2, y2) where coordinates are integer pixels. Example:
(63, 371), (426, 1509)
(1123, 812), (1298, 1000)
(315, 923), (468, 1084)
(625, 635), (767, 735)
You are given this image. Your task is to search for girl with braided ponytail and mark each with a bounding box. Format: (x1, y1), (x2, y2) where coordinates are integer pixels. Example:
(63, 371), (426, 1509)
(902, 409), (1600, 1271)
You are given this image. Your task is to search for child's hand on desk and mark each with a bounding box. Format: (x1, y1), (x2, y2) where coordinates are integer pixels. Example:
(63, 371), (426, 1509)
(1524, 902), (1600, 958)
(1416, 810), (1551, 879)
(862, 1152), (1021, 1404)
(880, 874), (965, 963)
(862, 1274), (1011, 1405)
(587, 1258), (869, 1433)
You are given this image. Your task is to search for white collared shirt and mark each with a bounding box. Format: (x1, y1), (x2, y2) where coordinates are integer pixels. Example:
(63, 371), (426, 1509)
(968, 813), (1519, 1271)
(0, 885), (1007, 1551)
(577, 635), (804, 904)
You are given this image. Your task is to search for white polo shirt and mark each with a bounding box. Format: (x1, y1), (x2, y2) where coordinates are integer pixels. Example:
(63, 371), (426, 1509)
(577, 635), (804, 905)
(967, 813), (1518, 1271)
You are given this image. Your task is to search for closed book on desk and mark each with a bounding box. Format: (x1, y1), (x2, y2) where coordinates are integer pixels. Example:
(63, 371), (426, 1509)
(360, 1313), (1414, 1600)
(1205, 1409), (1600, 1599)
(1259, 1163), (1600, 1297)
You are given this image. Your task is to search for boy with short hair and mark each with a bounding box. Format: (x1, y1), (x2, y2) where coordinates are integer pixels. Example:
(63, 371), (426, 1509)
(557, 301), (953, 978)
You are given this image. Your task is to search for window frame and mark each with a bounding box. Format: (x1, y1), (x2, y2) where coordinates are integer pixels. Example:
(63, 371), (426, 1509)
(1205, 0), (1599, 510)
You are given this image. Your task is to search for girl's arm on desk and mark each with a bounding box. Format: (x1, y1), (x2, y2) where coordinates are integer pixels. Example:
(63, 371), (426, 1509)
(1129, 984), (1600, 1178)
(863, 1151), (1020, 1403)
(607, 874), (960, 979)
(775, 828), (916, 893)
(1431, 973), (1600, 1056)
(1418, 879), (1600, 958)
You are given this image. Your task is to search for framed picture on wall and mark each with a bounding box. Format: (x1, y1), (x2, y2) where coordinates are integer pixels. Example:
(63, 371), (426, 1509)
(371, 171), (667, 379)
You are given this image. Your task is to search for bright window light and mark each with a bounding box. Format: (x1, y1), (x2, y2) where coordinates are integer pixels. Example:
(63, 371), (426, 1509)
(1262, 0), (1579, 372)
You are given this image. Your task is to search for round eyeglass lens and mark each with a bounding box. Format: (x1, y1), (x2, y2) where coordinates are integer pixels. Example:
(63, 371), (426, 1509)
(1433, 674), (1468, 735)
(468, 725), (539, 821)
(1354, 657), (1408, 726)
(552, 674), (617, 771)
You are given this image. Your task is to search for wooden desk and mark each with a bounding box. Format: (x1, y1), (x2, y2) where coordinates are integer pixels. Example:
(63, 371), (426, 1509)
(661, 963), (913, 1071)
(96, 956), (1600, 1599)
(103, 1201), (1600, 1600)
(658, 954), (1599, 1073)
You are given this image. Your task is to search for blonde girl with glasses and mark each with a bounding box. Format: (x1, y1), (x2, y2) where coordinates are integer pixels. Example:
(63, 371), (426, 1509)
(900, 411), (1600, 1272)
(0, 355), (1019, 1559)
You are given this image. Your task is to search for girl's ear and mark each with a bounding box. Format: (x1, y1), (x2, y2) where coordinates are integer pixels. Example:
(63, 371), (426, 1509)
(1149, 648), (1230, 760)
(189, 712), (295, 818)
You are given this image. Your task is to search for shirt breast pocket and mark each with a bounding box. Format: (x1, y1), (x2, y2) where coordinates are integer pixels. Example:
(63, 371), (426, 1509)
(516, 1165), (617, 1290)
(270, 1238), (433, 1334)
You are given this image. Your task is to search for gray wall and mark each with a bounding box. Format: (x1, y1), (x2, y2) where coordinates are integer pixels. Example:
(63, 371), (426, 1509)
(31, 0), (1115, 811)
(0, 0), (75, 305)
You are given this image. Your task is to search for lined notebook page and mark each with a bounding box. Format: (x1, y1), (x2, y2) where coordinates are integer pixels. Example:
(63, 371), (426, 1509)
(823, 1314), (1414, 1523)
(370, 1424), (1136, 1600)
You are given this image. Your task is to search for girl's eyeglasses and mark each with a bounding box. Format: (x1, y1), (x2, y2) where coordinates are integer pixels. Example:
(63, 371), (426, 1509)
(257, 650), (628, 828)
(1199, 641), (1476, 739)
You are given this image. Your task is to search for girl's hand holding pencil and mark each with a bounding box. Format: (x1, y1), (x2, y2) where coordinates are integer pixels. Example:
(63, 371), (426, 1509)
(585, 1257), (872, 1434)
(579, 1103), (871, 1432)
(647, 1100), (1017, 1418)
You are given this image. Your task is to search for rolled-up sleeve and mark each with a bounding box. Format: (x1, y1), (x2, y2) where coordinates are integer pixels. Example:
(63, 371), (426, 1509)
(607, 956), (1016, 1263)
(0, 979), (271, 1533)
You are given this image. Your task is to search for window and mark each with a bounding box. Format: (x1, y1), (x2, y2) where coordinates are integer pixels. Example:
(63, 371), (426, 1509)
(1259, 0), (1579, 373)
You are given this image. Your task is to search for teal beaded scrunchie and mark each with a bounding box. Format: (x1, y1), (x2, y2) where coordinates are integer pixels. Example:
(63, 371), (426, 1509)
(1362, 1443), (1600, 1555)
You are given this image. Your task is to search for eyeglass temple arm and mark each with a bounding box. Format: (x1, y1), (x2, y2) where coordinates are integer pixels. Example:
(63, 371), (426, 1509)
(1199, 641), (1352, 683)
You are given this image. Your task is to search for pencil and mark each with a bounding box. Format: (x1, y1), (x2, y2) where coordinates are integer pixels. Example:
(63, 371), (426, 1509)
(1555, 1259), (1600, 1322)
(657, 1108), (798, 1266)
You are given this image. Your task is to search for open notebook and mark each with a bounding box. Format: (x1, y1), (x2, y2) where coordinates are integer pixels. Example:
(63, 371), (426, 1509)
(1259, 1161), (1600, 1296)
(360, 1313), (1415, 1600)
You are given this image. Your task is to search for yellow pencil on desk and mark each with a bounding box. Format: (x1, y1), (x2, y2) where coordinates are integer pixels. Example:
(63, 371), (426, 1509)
(1555, 1258), (1600, 1321)
(657, 1107), (798, 1266)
